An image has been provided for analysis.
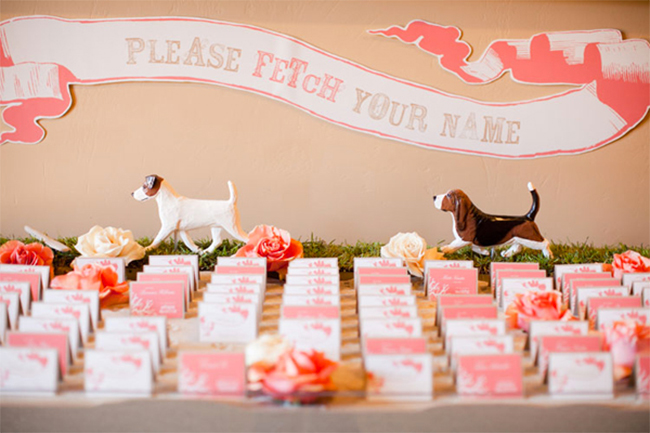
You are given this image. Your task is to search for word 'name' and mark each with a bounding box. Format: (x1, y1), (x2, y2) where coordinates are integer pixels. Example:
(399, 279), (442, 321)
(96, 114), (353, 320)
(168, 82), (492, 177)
(441, 113), (520, 144)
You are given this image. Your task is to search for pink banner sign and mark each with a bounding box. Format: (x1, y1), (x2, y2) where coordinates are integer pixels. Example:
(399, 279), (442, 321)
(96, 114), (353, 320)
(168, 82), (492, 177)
(0, 17), (648, 158)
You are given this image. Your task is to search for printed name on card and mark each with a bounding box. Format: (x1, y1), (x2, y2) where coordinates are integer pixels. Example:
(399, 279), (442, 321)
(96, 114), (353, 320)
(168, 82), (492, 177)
(537, 335), (602, 375)
(286, 274), (340, 286)
(289, 258), (338, 269)
(562, 272), (613, 305)
(0, 291), (21, 329)
(636, 354), (650, 399)
(490, 262), (539, 294)
(289, 267), (340, 276)
(528, 320), (589, 360)
(425, 260), (474, 283)
(553, 263), (604, 292)
(360, 318), (423, 339)
(42, 289), (100, 330)
(74, 258), (126, 283)
(357, 284), (412, 297)
(137, 272), (190, 309)
(130, 281), (185, 319)
(444, 319), (506, 349)
(19, 317), (82, 355)
(0, 281), (31, 313)
(365, 353), (432, 400)
(456, 354), (523, 398)
(547, 352), (613, 397)
(198, 302), (258, 343)
(30, 302), (92, 343)
(359, 306), (419, 320)
(104, 316), (168, 358)
(283, 284), (340, 296)
(354, 257), (403, 270)
(0, 304), (7, 344)
(149, 255), (200, 285)
(0, 272), (41, 303)
(494, 270), (546, 308)
(0, 347), (59, 394)
(211, 274), (265, 285)
(7, 331), (70, 377)
(587, 296), (642, 329)
(178, 351), (246, 396)
(282, 294), (341, 307)
(84, 350), (153, 395)
(0, 265), (51, 294)
(597, 307), (650, 330)
(95, 331), (161, 373)
(436, 295), (493, 326)
(279, 316), (341, 362)
(623, 273), (650, 290)
(500, 277), (553, 311)
(427, 268), (478, 299)
(357, 295), (417, 310)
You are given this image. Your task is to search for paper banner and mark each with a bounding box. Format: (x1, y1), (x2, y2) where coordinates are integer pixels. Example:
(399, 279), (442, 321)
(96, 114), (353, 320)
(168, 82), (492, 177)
(0, 16), (648, 159)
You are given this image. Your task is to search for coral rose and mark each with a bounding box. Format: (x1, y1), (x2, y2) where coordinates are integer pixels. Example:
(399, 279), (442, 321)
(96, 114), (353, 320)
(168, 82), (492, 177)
(0, 240), (54, 267)
(380, 232), (444, 278)
(602, 320), (650, 380)
(75, 226), (145, 265)
(505, 290), (572, 332)
(51, 263), (129, 308)
(612, 250), (650, 280)
(234, 225), (303, 273)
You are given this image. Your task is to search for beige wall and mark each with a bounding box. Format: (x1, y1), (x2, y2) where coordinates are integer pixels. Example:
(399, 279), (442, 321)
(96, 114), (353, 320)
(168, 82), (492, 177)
(1, 1), (649, 247)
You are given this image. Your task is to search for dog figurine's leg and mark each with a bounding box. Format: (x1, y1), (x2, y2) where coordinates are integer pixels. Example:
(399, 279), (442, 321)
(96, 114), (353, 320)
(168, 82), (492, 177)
(146, 226), (176, 251)
(472, 245), (491, 255)
(512, 237), (554, 259)
(501, 243), (523, 258)
(441, 239), (472, 255)
(179, 231), (201, 253)
(203, 227), (224, 254)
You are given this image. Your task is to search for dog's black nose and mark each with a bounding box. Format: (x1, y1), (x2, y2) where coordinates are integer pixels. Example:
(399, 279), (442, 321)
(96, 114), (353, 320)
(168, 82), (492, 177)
(433, 195), (437, 201)
(131, 192), (134, 196)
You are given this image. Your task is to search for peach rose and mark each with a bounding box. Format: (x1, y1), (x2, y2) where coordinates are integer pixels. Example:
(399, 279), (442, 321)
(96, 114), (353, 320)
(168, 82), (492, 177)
(51, 263), (129, 308)
(505, 290), (572, 332)
(75, 226), (145, 265)
(0, 240), (54, 267)
(234, 225), (303, 273)
(602, 320), (650, 380)
(612, 250), (650, 280)
(380, 232), (444, 278)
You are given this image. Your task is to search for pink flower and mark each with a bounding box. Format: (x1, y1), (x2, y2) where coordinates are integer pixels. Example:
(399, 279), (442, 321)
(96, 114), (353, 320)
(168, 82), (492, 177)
(51, 263), (129, 308)
(602, 320), (650, 380)
(505, 291), (573, 332)
(234, 225), (303, 273)
(0, 240), (54, 267)
(612, 250), (650, 280)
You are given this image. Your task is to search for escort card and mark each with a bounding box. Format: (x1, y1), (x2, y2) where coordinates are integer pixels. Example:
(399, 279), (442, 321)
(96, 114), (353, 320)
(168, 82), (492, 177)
(357, 284), (411, 297)
(644, 287), (650, 308)
(286, 274), (340, 286)
(211, 274), (264, 285)
(449, 335), (514, 370)
(357, 275), (410, 286)
(0, 347), (59, 394)
(279, 315), (341, 361)
(436, 295), (493, 326)
(198, 302), (258, 343)
(500, 277), (553, 311)
(570, 278), (625, 314)
(7, 331), (70, 377)
(490, 262), (539, 294)
(283, 284), (340, 296)
(444, 319), (506, 349)
(203, 292), (261, 319)
(364, 337), (427, 357)
(597, 307), (650, 330)
(623, 273), (650, 290)
(547, 352), (613, 397)
(562, 272), (613, 305)
(178, 351), (246, 396)
(0, 264), (50, 293)
(632, 281), (650, 297)
(365, 353), (432, 400)
(0, 281), (31, 313)
(0, 303), (7, 344)
(18, 317), (81, 355)
(95, 331), (161, 373)
(494, 270), (546, 308)
(554, 263), (605, 292)
(427, 268), (478, 299)
(353, 257), (403, 270)
(537, 335), (602, 375)
(130, 281), (185, 319)
(31, 302), (91, 343)
(84, 350), (153, 395)
(142, 264), (196, 293)
(205, 283), (264, 303)
(74, 257), (126, 283)
(575, 286), (629, 318)
(150, 255), (199, 286)
(214, 265), (266, 287)
(359, 306), (419, 320)
(425, 260), (474, 287)
(290, 267), (340, 276)
(636, 354), (650, 399)
(528, 320), (589, 360)
(440, 305), (498, 336)
(282, 294), (341, 307)
(0, 272), (41, 303)
(0, 291), (21, 329)
(42, 289), (100, 330)
(456, 354), (523, 398)
(360, 318), (423, 339)
(357, 295), (417, 309)
(104, 316), (168, 358)
(218, 257), (267, 268)
(356, 267), (408, 288)
(289, 258), (338, 268)
(587, 296), (642, 329)
(137, 272), (190, 309)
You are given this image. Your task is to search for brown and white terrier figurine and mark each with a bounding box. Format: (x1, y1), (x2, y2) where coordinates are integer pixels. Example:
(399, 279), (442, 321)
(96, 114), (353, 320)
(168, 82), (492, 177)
(433, 182), (552, 258)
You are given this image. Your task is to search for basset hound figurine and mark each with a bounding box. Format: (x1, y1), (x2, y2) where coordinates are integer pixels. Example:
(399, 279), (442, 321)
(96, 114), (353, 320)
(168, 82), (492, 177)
(433, 182), (553, 258)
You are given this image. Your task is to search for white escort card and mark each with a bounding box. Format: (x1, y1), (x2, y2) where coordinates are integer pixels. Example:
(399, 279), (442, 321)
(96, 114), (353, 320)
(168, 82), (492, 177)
(203, 292), (262, 319)
(562, 272), (614, 305)
(289, 267), (339, 276)
(553, 263), (604, 292)
(358, 295), (417, 309)
(355, 267), (409, 289)
(104, 316), (168, 358)
(0, 347), (59, 394)
(282, 294), (341, 307)
(211, 274), (264, 285)
(0, 264), (50, 295)
(218, 256), (267, 267)
(84, 350), (153, 395)
(0, 291), (21, 329)
(528, 320), (589, 360)
(500, 277), (553, 311)
(357, 284), (412, 297)
(568, 278), (622, 313)
(289, 258), (338, 268)
(547, 352), (613, 397)
(19, 317), (82, 355)
(489, 262), (539, 295)
(150, 255), (200, 286)
(354, 257), (403, 270)
(42, 289), (100, 330)
(444, 319), (506, 349)
(0, 303), (8, 344)
(285, 274), (340, 286)
(198, 302), (258, 343)
(623, 273), (650, 290)
(449, 335), (515, 370)
(6, 331), (71, 377)
(575, 286), (628, 318)
(143, 264), (196, 293)
(205, 283), (264, 303)
(633, 281), (650, 297)
(283, 285), (340, 296)
(0, 281), (31, 313)
(0, 272), (41, 303)
(74, 257), (126, 283)
(597, 307), (650, 330)
(95, 331), (161, 374)
(31, 302), (92, 343)
(360, 318), (423, 339)
(214, 264), (267, 287)
(359, 306), (419, 320)
(279, 306), (341, 362)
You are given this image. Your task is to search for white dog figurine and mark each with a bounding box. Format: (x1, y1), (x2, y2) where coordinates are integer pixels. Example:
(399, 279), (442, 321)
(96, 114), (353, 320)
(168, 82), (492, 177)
(132, 175), (249, 253)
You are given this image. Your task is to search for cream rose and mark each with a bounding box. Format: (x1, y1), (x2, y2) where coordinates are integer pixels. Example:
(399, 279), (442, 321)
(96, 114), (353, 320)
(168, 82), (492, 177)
(75, 226), (145, 265)
(245, 334), (293, 367)
(380, 232), (444, 278)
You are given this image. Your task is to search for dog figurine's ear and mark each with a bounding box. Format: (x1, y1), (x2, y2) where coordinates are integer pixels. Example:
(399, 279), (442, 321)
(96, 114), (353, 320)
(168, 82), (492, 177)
(453, 190), (469, 232)
(144, 174), (164, 197)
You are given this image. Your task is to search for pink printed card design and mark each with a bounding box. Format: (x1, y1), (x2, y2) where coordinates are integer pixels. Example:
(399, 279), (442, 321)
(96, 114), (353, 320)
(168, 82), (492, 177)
(283, 285), (340, 296)
(42, 289), (100, 330)
(597, 307), (650, 330)
(448, 335), (514, 371)
(636, 354), (650, 399)
(130, 281), (185, 319)
(7, 331), (70, 377)
(570, 278), (625, 315)
(537, 335), (602, 376)
(444, 319), (506, 349)
(137, 272), (190, 309)
(587, 296), (642, 329)
(206, 283), (264, 304)
(0, 264), (51, 294)
(357, 275), (410, 286)
(490, 262), (539, 294)
(623, 273), (650, 290)
(528, 320), (589, 360)
(440, 305), (498, 336)
(0, 272), (41, 303)
(575, 286), (629, 319)
(211, 274), (265, 285)
(279, 318), (341, 362)
(494, 270), (546, 308)
(281, 305), (341, 319)
(289, 267), (340, 276)
(282, 294), (341, 307)
(365, 353), (432, 400)
(18, 317), (82, 355)
(289, 258), (338, 269)
(217, 257), (267, 268)
(285, 275), (340, 286)
(644, 288), (650, 308)
(357, 284), (412, 297)
(553, 263), (605, 292)
(456, 354), (523, 398)
(30, 302), (91, 343)
(360, 318), (423, 339)
(198, 302), (258, 344)
(0, 347), (59, 394)
(364, 337), (428, 356)
(436, 295), (493, 326)
(84, 349), (153, 395)
(547, 352), (613, 397)
(427, 268), (478, 299)
(355, 267), (408, 288)
(0, 292), (21, 329)
(359, 306), (419, 320)
(632, 281), (650, 297)
(178, 351), (246, 396)
(357, 295), (417, 310)
(500, 277), (553, 310)
(104, 316), (168, 358)
(95, 331), (161, 373)
(0, 281), (31, 313)
(149, 255), (199, 285)
(203, 292), (262, 319)
(73, 258), (126, 283)
(353, 257), (403, 270)
(562, 272), (613, 305)
(142, 265), (196, 293)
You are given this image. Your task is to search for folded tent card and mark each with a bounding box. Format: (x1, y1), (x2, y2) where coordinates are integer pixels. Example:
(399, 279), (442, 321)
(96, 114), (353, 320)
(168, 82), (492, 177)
(103, 316), (168, 358)
(547, 352), (614, 398)
(19, 316), (83, 356)
(0, 347), (60, 394)
(0, 271), (41, 304)
(84, 349), (153, 396)
(0, 291), (21, 330)
(178, 351), (246, 396)
(0, 264), (50, 297)
(0, 281), (31, 314)
(279, 305), (341, 362)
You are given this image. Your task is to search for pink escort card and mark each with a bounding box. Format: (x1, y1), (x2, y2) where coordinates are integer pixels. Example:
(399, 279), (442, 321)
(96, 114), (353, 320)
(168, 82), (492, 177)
(490, 262), (539, 294)
(456, 354), (523, 398)
(84, 350), (153, 395)
(359, 306), (419, 320)
(30, 302), (91, 343)
(633, 281), (650, 297)
(150, 255), (200, 286)
(537, 335), (602, 376)
(355, 267), (408, 288)
(575, 287), (629, 319)
(562, 272), (613, 304)
(0, 291), (21, 329)
(283, 285), (340, 296)
(143, 264), (196, 293)
(0, 347), (59, 394)
(289, 258), (338, 268)
(360, 318), (423, 340)
(290, 267), (340, 276)
(554, 263), (604, 292)
(0, 281), (31, 313)
(137, 272), (190, 309)
(104, 316), (168, 358)
(178, 351), (246, 396)
(500, 277), (553, 311)
(570, 278), (625, 314)
(587, 296), (642, 329)
(19, 317), (82, 355)
(74, 257), (126, 283)
(211, 274), (264, 285)
(636, 354), (650, 399)
(0, 272), (41, 303)
(282, 294), (341, 307)
(130, 281), (185, 319)
(547, 352), (613, 397)
(494, 270), (546, 308)
(357, 275), (410, 286)
(427, 268), (478, 299)
(528, 320), (589, 360)
(7, 331), (70, 377)
(425, 260), (474, 286)
(357, 284), (411, 297)
(286, 275), (340, 286)
(279, 306), (341, 361)
(436, 295), (493, 326)
(203, 292), (262, 319)
(42, 289), (100, 330)
(0, 264), (51, 293)
(95, 331), (161, 373)
(198, 302), (258, 343)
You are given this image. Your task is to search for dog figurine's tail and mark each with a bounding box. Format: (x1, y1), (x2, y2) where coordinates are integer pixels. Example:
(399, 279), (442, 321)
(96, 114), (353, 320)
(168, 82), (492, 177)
(227, 181), (250, 242)
(526, 182), (540, 221)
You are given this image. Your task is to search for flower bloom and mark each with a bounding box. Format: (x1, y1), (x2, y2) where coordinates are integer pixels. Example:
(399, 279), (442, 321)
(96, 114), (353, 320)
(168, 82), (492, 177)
(0, 240), (54, 266)
(612, 250), (650, 280)
(380, 232), (444, 278)
(51, 263), (129, 308)
(602, 320), (650, 380)
(505, 290), (572, 332)
(234, 225), (303, 273)
(75, 226), (145, 265)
